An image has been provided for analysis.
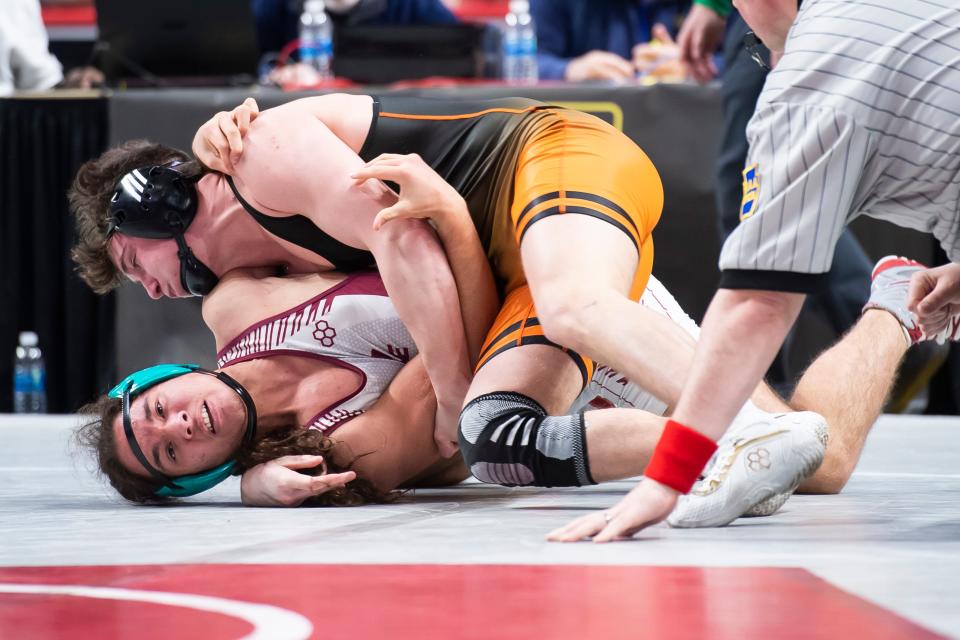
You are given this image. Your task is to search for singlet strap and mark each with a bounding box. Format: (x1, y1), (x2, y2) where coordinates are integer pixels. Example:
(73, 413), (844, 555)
(226, 176), (374, 271)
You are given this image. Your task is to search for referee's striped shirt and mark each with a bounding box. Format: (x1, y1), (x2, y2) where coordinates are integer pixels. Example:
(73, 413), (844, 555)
(719, 0), (960, 292)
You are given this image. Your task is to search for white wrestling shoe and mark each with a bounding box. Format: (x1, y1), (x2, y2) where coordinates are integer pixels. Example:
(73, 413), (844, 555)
(666, 411), (828, 529)
(863, 255), (960, 344)
(863, 256), (954, 412)
(863, 255), (927, 345)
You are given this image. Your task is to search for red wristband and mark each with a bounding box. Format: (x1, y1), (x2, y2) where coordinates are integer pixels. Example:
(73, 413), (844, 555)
(645, 420), (718, 494)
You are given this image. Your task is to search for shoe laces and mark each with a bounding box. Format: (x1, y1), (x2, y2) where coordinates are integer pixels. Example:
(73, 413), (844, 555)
(691, 437), (742, 496)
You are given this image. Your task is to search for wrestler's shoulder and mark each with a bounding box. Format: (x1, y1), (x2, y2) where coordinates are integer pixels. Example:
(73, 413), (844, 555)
(259, 94), (374, 125)
(201, 269), (268, 338)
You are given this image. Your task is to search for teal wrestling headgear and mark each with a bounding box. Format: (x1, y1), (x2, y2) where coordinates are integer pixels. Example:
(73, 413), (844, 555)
(107, 363), (258, 497)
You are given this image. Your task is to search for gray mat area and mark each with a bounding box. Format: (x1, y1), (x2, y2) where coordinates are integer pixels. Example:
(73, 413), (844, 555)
(1, 414), (957, 637)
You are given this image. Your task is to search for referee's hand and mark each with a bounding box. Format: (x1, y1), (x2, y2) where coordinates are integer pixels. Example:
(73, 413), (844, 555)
(547, 478), (679, 543)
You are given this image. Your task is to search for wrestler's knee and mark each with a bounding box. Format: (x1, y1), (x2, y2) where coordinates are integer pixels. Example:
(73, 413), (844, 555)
(457, 391), (594, 488)
(798, 443), (858, 495)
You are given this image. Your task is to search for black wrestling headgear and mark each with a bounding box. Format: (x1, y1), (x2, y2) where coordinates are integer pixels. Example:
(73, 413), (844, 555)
(107, 164), (219, 296)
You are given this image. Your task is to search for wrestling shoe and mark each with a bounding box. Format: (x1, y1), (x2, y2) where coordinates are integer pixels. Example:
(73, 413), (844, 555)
(695, 404), (792, 519)
(741, 490), (792, 518)
(866, 255), (960, 344)
(863, 256), (951, 411)
(666, 411), (828, 528)
(863, 255), (926, 345)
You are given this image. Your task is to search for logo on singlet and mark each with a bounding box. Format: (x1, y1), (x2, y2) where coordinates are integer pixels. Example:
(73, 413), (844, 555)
(313, 407), (364, 430)
(312, 321), (337, 347)
(370, 344), (411, 363)
(594, 365), (628, 386)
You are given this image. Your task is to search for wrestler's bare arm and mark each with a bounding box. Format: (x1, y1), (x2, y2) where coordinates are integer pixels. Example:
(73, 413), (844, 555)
(352, 153), (500, 364)
(330, 355), (466, 491)
(229, 104), (472, 455)
(430, 197), (499, 364)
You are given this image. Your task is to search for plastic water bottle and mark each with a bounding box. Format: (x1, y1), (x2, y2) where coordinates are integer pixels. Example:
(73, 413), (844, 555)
(503, 0), (538, 84)
(13, 331), (47, 414)
(299, 0), (334, 81)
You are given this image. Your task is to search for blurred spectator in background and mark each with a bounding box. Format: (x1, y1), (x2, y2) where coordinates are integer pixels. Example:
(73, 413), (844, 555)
(1, 0), (102, 95)
(531, 0), (691, 82)
(1, 0), (62, 95)
(253, 0), (458, 56)
(674, 0), (726, 83)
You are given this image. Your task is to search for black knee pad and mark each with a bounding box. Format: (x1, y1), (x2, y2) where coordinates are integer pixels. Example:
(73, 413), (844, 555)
(458, 391), (596, 487)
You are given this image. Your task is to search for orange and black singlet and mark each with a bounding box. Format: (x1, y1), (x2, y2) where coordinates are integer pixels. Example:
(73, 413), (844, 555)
(360, 96), (666, 386)
(359, 95), (550, 234)
(359, 95), (556, 286)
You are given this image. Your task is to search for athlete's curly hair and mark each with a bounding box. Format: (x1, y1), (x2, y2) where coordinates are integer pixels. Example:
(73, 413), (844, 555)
(76, 393), (392, 506)
(68, 140), (205, 294)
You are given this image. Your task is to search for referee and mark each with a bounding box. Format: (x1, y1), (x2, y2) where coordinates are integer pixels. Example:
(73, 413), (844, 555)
(552, 0), (960, 541)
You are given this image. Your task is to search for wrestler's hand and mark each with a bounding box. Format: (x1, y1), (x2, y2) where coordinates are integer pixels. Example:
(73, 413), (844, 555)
(191, 97), (260, 175)
(907, 263), (960, 341)
(434, 401), (462, 458)
(240, 455), (356, 507)
(350, 153), (469, 232)
(546, 478), (679, 543)
(676, 4), (724, 83)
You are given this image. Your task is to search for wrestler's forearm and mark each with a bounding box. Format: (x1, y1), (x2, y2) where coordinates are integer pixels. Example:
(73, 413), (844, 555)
(372, 223), (473, 407)
(672, 288), (804, 441)
(430, 198), (499, 364)
(337, 355), (444, 489)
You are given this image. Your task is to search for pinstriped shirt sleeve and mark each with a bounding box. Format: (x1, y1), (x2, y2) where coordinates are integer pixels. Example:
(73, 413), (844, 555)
(718, 102), (876, 293)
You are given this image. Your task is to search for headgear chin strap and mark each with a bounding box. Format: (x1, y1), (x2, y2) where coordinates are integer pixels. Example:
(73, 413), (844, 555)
(107, 363), (258, 497)
(108, 164), (219, 296)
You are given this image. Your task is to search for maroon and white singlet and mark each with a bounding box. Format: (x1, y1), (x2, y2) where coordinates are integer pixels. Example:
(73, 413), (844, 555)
(216, 272), (418, 433)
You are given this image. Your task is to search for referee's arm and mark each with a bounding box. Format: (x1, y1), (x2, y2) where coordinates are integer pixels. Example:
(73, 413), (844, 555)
(673, 102), (872, 442)
(672, 288), (805, 440)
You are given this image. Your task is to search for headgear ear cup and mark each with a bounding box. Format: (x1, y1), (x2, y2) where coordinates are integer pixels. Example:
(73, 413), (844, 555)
(182, 252), (220, 297)
(154, 461), (239, 498)
(172, 235), (219, 296)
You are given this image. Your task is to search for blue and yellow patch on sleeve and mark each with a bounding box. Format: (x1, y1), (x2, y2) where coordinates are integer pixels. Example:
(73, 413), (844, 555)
(740, 163), (761, 221)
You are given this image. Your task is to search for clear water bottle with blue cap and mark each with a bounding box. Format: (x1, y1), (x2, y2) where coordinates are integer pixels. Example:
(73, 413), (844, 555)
(13, 331), (46, 414)
(300, 0), (334, 81)
(503, 0), (538, 84)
